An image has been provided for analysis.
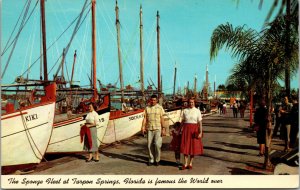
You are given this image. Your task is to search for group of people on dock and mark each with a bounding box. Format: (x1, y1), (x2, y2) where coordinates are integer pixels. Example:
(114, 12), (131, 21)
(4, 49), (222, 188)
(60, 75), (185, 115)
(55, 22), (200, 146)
(217, 100), (246, 118)
(78, 93), (298, 172)
(142, 95), (203, 170)
(80, 94), (204, 169)
(79, 92), (299, 172)
(254, 96), (299, 156)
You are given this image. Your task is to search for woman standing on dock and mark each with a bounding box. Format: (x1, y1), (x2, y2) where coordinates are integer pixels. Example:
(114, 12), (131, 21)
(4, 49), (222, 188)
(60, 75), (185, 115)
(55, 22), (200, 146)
(180, 97), (203, 170)
(83, 103), (100, 162)
(254, 99), (268, 156)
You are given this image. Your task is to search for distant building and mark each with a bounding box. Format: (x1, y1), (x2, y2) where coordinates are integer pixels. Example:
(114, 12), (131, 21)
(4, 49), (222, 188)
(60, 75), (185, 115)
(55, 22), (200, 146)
(216, 90), (244, 101)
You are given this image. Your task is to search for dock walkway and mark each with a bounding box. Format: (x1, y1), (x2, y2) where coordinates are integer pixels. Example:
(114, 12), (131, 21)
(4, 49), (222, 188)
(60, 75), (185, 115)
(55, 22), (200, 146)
(28, 110), (294, 175)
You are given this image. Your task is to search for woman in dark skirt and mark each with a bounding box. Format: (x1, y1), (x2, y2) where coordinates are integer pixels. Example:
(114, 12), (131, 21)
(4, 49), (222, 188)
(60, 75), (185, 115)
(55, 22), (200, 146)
(180, 98), (203, 170)
(254, 100), (268, 156)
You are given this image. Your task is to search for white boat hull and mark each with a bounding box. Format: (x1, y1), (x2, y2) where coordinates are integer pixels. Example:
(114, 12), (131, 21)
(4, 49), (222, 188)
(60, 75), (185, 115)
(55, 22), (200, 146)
(1, 102), (55, 166)
(163, 108), (182, 135)
(102, 110), (144, 144)
(46, 110), (110, 153)
(164, 109), (182, 126)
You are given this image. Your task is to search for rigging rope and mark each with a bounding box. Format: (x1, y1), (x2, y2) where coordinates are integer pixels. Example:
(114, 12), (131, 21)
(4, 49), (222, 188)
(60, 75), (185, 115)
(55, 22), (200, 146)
(23, 14), (38, 78)
(99, 0), (116, 41)
(161, 29), (176, 66)
(97, 0), (119, 84)
(2, 0), (33, 79)
(20, 109), (49, 162)
(40, 13), (43, 80)
(1, 0), (39, 56)
(19, 1), (92, 79)
(49, 6), (91, 76)
(53, 0), (89, 78)
(143, 21), (157, 84)
(121, 21), (139, 84)
(75, 20), (89, 84)
(1, 0), (30, 55)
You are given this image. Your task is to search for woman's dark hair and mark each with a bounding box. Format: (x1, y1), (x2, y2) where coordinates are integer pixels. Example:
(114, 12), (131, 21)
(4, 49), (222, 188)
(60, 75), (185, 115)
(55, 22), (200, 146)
(88, 102), (97, 110)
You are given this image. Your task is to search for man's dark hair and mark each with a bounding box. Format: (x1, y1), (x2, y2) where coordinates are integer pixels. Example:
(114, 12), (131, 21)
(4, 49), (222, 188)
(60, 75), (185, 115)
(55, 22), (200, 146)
(151, 94), (158, 99)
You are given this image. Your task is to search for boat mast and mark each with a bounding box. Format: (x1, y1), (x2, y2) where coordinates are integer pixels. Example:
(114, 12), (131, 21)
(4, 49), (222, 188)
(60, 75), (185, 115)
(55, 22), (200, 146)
(186, 81), (189, 96)
(91, 0), (98, 100)
(193, 74), (197, 97)
(161, 75), (163, 95)
(40, 0), (48, 81)
(173, 63), (177, 97)
(115, 0), (124, 103)
(61, 48), (65, 80)
(156, 11), (161, 98)
(139, 5), (144, 97)
(70, 50), (77, 87)
(205, 64), (209, 100)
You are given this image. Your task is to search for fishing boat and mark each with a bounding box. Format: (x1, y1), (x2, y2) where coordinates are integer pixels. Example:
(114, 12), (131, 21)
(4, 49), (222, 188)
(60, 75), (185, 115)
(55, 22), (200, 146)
(1, 0), (56, 174)
(1, 83), (56, 174)
(46, 94), (110, 153)
(46, 0), (110, 153)
(102, 109), (144, 144)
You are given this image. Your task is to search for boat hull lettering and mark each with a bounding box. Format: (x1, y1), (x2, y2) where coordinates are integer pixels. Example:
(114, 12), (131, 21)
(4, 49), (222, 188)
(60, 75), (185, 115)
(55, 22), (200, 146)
(25, 114), (38, 122)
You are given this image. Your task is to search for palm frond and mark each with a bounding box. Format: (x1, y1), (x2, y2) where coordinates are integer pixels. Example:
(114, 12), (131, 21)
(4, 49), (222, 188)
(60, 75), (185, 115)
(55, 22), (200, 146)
(210, 23), (259, 62)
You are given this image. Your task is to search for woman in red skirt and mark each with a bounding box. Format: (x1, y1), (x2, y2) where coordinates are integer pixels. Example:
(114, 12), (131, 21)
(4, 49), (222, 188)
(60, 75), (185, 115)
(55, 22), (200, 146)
(180, 97), (203, 170)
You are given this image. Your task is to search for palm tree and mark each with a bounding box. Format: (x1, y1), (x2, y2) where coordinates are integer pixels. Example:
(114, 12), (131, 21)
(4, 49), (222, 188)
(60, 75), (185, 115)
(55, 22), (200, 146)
(267, 0), (298, 98)
(209, 5), (298, 168)
(217, 84), (226, 91)
(234, 0), (299, 97)
(226, 62), (259, 101)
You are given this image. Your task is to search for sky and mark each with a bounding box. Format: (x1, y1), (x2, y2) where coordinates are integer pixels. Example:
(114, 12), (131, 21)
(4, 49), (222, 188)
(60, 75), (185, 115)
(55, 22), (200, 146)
(1, 0), (299, 94)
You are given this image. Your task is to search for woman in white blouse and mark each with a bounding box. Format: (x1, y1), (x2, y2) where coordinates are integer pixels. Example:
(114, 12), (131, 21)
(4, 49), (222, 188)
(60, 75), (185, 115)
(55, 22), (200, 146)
(180, 98), (203, 170)
(84, 103), (100, 162)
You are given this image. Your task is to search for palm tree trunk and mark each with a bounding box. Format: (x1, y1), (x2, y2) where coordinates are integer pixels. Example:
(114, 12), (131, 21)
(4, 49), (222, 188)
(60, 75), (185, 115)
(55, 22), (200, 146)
(264, 62), (273, 169)
(285, 0), (291, 98)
